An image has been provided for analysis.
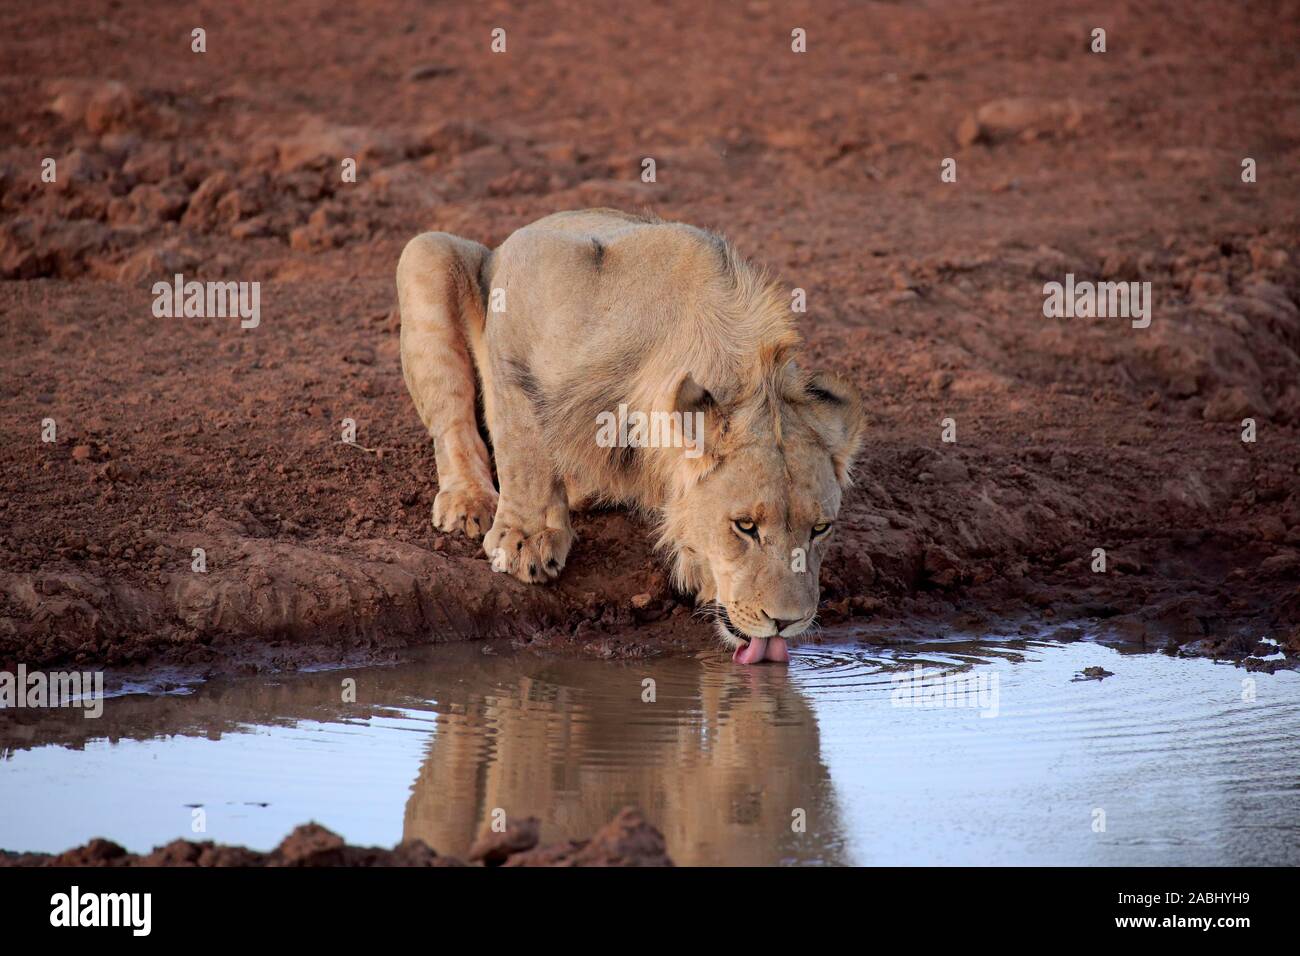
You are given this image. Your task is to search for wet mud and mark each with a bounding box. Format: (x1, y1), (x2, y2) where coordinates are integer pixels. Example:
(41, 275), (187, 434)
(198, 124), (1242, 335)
(0, 808), (671, 867)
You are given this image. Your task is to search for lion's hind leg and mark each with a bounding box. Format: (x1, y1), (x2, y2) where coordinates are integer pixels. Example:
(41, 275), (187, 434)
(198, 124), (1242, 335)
(397, 232), (498, 538)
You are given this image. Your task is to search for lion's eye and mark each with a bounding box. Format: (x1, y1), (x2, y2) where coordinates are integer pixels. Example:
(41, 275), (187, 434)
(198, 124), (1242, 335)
(733, 518), (759, 539)
(812, 522), (832, 537)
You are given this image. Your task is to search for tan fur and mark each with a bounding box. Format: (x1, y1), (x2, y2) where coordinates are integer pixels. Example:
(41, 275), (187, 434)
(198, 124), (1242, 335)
(403, 658), (837, 864)
(397, 209), (864, 648)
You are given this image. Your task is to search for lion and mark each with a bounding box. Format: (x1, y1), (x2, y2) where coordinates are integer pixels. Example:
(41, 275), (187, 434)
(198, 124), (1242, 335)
(396, 209), (863, 663)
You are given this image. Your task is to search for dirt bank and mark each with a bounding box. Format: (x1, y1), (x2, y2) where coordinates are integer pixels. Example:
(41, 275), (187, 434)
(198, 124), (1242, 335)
(1, 0), (1298, 674)
(0, 807), (672, 867)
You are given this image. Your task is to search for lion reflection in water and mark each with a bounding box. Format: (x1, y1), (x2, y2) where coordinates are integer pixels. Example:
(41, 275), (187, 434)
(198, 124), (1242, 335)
(402, 657), (845, 866)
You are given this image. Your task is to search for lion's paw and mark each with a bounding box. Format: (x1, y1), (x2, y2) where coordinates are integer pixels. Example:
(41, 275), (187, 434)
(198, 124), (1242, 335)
(432, 486), (498, 539)
(484, 522), (573, 584)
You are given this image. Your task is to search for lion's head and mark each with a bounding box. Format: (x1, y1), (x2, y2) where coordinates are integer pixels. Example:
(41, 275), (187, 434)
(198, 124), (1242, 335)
(658, 363), (863, 662)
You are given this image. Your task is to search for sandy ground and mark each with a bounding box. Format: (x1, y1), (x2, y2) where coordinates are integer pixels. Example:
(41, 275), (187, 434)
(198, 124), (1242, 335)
(2, 0), (1299, 675)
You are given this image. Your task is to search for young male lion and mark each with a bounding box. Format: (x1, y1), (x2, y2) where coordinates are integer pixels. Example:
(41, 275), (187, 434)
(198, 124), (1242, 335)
(396, 209), (863, 663)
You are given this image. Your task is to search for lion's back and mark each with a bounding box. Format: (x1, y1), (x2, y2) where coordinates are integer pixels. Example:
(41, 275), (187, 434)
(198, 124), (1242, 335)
(492, 209), (729, 314)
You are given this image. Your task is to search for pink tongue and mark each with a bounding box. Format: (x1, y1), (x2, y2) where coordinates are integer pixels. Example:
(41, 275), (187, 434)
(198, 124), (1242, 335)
(732, 636), (790, 665)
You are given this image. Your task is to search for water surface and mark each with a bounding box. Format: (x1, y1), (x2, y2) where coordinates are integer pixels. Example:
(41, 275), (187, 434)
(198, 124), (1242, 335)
(2, 636), (1296, 865)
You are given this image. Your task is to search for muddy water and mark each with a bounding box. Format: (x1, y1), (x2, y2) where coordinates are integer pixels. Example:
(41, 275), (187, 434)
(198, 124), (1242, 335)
(1, 637), (1297, 865)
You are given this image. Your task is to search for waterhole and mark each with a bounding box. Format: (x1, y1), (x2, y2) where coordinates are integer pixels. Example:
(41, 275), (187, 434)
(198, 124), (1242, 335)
(1, 636), (1296, 865)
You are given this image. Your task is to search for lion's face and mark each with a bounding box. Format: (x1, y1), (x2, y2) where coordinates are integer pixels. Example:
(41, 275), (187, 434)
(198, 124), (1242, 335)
(659, 370), (863, 654)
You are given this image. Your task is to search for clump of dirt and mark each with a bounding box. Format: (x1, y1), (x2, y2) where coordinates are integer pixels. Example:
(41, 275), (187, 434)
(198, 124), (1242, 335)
(1073, 666), (1115, 682)
(1, 0), (1298, 674)
(468, 815), (542, 865)
(503, 807), (677, 867)
(0, 808), (671, 868)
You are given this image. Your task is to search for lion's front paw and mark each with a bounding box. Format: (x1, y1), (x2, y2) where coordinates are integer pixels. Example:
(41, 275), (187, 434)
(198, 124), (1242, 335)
(483, 522), (573, 584)
(432, 485), (498, 539)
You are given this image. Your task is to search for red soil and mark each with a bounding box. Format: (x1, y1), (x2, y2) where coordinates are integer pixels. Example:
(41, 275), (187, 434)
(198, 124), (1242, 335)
(1, 0), (1298, 675)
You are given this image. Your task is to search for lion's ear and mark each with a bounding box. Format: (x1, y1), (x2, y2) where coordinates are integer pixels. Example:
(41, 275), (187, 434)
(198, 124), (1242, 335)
(670, 372), (726, 491)
(673, 372), (715, 415)
(802, 371), (864, 486)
